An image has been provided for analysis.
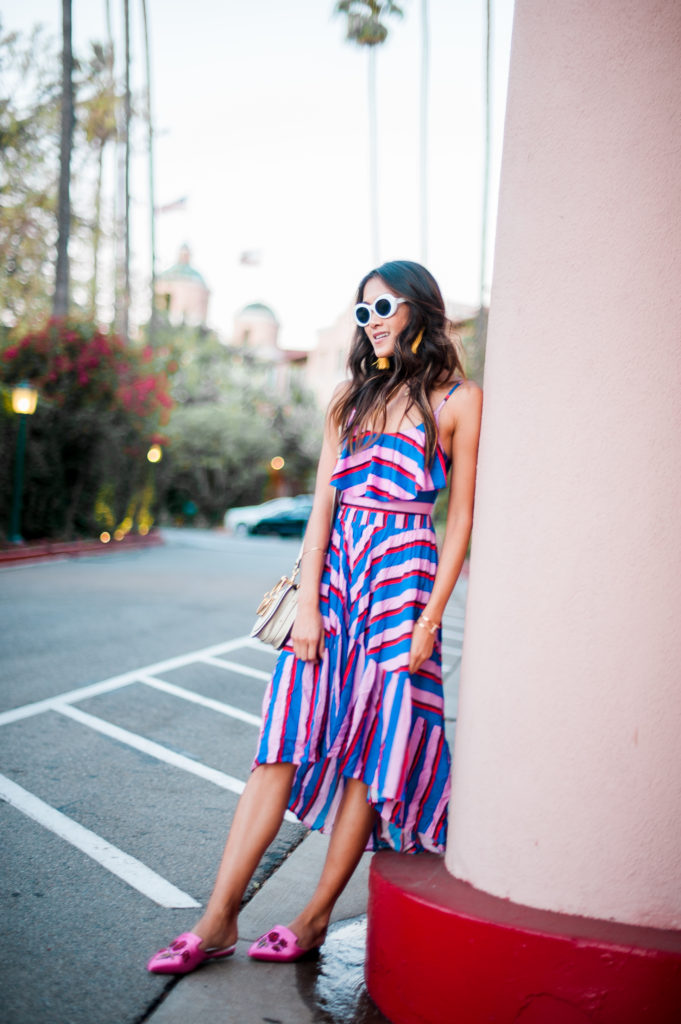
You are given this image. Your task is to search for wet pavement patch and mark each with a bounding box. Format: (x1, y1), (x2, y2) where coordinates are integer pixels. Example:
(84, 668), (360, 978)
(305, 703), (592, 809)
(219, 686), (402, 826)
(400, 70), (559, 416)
(296, 916), (390, 1023)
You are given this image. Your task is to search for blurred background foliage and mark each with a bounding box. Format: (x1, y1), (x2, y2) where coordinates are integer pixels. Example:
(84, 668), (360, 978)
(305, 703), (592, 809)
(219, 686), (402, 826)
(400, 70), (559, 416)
(0, 318), (174, 540)
(0, 20), (322, 542)
(151, 320), (322, 528)
(0, 23), (122, 333)
(0, 316), (322, 541)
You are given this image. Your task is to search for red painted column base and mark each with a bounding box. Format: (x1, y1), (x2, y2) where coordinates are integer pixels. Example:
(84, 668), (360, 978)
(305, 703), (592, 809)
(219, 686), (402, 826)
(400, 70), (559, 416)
(366, 852), (681, 1024)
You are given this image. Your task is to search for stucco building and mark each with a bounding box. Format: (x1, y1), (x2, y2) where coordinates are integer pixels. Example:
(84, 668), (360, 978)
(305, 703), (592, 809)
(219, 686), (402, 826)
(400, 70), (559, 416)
(155, 245), (210, 327)
(228, 301), (308, 396)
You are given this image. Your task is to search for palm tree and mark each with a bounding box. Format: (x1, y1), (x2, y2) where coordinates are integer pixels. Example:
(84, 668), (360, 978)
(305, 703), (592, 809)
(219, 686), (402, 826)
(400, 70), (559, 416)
(479, 0), (492, 310)
(419, 0), (429, 263)
(335, 1), (404, 265)
(113, 0), (132, 341)
(53, 0), (74, 316)
(81, 42), (117, 319)
(103, 0), (121, 330)
(475, 0), (492, 356)
(122, 0), (131, 341)
(140, 0), (158, 347)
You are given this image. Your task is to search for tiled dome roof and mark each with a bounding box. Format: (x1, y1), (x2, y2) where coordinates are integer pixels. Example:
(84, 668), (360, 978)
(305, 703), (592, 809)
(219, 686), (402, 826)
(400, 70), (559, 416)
(239, 302), (278, 321)
(158, 244), (207, 287)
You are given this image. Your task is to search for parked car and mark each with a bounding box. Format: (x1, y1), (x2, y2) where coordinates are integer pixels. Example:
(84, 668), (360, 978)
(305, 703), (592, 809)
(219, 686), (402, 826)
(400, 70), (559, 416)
(248, 500), (314, 538)
(224, 495), (313, 535)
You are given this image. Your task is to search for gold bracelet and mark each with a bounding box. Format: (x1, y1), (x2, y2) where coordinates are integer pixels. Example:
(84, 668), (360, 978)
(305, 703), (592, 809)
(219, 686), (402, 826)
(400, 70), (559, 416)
(417, 613), (440, 635)
(301, 546), (325, 558)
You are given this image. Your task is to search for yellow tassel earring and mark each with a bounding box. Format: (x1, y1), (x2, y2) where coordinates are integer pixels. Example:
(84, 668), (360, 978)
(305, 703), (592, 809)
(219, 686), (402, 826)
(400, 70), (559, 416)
(375, 328), (423, 368)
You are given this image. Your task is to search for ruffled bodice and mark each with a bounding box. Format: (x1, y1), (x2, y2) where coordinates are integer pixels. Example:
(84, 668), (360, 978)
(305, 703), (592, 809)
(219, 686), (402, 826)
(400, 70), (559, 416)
(330, 383), (461, 508)
(330, 427), (448, 506)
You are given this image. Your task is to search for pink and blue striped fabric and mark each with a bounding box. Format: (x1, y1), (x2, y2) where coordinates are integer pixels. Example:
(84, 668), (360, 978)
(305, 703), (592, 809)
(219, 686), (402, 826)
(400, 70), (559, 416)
(252, 383), (461, 853)
(329, 423), (449, 507)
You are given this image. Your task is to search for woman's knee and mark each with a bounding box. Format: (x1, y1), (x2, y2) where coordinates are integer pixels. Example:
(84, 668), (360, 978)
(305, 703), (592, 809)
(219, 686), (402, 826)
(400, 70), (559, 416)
(251, 762), (297, 786)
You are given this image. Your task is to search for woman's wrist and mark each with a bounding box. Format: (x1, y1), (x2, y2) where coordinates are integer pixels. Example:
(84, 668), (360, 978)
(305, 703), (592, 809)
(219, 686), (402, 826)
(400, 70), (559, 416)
(416, 612), (440, 635)
(301, 545), (326, 559)
(423, 599), (446, 622)
(297, 591), (321, 612)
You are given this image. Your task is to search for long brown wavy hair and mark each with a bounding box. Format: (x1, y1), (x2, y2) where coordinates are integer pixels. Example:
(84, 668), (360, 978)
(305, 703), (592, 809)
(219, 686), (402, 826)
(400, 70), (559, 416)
(330, 260), (466, 466)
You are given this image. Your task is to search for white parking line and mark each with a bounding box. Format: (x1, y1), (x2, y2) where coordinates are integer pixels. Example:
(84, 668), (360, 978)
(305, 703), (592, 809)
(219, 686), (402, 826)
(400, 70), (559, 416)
(243, 638), (278, 653)
(139, 675), (262, 727)
(199, 655), (271, 682)
(0, 636), (254, 727)
(53, 702), (298, 826)
(54, 703), (248, 796)
(0, 773), (200, 909)
(0, 637), (300, 910)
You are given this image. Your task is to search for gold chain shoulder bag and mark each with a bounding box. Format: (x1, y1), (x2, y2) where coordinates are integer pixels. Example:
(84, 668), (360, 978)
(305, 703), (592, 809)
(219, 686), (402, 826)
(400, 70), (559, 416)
(250, 490), (338, 650)
(249, 548), (303, 650)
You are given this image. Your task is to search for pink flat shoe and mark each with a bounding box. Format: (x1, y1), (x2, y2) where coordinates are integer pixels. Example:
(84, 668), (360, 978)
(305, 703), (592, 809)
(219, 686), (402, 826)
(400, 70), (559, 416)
(147, 931), (236, 974)
(248, 924), (319, 963)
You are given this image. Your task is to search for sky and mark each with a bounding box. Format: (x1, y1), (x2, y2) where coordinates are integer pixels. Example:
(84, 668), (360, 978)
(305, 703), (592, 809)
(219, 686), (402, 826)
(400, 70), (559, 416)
(6, 0), (515, 350)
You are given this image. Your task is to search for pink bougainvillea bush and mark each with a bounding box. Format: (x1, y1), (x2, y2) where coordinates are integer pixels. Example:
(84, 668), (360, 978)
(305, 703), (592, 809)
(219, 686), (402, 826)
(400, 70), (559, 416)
(1, 319), (175, 540)
(2, 319), (174, 423)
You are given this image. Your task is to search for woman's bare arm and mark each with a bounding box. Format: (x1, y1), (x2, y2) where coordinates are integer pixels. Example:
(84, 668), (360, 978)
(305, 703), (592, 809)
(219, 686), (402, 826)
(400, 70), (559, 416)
(409, 382), (483, 674)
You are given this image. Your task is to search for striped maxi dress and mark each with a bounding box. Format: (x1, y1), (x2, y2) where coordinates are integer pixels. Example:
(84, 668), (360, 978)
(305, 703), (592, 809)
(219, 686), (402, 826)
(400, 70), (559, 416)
(252, 382), (462, 854)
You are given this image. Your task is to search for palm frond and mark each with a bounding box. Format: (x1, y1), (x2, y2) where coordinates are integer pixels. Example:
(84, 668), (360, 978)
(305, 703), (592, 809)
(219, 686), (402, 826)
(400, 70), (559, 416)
(334, 1), (404, 47)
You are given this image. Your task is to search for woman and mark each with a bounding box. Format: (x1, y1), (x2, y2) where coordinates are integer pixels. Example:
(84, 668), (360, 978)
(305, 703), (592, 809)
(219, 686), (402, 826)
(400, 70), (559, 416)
(147, 260), (482, 974)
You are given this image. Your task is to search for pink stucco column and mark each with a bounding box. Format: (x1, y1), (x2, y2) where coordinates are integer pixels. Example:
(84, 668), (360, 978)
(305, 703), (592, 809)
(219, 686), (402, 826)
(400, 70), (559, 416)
(447, 0), (681, 931)
(367, 1), (681, 1020)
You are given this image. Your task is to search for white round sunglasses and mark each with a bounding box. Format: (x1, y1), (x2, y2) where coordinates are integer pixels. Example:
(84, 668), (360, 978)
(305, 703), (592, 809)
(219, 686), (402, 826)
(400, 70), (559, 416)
(354, 293), (408, 327)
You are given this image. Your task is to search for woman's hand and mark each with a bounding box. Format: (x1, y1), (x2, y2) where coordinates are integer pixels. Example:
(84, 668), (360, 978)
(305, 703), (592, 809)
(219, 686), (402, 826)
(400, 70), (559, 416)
(409, 621), (436, 675)
(291, 604), (326, 663)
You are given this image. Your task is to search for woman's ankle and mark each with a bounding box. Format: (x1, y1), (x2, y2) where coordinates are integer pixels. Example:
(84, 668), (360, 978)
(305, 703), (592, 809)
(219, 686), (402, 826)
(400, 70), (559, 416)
(192, 912), (238, 949)
(289, 908), (330, 949)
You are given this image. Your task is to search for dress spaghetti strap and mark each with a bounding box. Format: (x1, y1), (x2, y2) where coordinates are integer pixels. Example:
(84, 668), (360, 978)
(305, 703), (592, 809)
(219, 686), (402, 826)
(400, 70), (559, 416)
(434, 379), (463, 420)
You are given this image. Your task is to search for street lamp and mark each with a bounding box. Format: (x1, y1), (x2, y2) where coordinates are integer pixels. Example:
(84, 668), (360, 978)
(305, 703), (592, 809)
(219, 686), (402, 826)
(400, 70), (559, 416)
(9, 381), (38, 543)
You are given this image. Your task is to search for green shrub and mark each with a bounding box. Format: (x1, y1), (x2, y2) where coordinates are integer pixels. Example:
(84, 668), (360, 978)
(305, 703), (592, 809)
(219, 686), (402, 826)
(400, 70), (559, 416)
(0, 318), (174, 540)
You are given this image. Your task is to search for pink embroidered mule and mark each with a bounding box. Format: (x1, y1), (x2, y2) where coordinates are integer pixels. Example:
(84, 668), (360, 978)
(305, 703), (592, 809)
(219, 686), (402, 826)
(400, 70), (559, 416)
(247, 924), (319, 963)
(147, 931), (236, 974)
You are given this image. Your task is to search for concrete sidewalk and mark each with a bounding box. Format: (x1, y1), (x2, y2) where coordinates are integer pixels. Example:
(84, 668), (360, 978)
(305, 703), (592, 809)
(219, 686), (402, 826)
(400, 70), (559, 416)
(146, 832), (388, 1024)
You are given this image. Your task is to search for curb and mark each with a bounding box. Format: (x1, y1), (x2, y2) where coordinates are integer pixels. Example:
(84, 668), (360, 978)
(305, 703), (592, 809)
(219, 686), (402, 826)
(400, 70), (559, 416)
(367, 852), (681, 1024)
(0, 531), (164, 566)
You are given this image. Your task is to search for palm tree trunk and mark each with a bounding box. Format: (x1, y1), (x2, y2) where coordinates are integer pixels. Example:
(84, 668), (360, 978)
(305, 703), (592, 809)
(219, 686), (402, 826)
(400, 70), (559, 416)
(122, 0), (131, 341)
(334, 1), (403, 268)
(115, 0), (131, 340)
(53, 0), (74, 317)
(141, 0), (158, 347)
(419, 0), (429, 264)
(475, 0), (492, 360)
(479, 0), (492, 311)
(90, 141), (104, 318)
(368, 46), (379, 266)
(104, 0), (121, 333)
